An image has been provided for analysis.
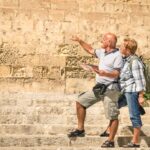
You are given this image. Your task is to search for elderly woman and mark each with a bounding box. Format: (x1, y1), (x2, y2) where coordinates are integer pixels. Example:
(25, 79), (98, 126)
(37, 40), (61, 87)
(101, 38), (146, 148)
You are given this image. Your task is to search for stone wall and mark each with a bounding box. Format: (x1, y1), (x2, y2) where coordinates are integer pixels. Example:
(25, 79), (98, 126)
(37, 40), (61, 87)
(0, 0), (150, 93)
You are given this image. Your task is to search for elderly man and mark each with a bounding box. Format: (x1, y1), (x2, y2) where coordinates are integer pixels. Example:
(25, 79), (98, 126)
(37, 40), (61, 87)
(68, 33), (123, 148)
(101, 38), (146, 148)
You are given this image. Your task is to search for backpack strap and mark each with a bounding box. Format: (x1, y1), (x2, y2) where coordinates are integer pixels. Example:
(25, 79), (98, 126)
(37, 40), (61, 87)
(128, 55), (144, 70)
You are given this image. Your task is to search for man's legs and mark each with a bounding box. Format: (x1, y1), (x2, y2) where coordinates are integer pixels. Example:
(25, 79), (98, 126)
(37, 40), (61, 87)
(106, 119), (140, 146)
(101, 90), (120, 147)
(101, 119), (119, 148)
(100, 122), (111, 137)
(68, 90), (101, 137)
(100, 94), (127, 137)
(108, 119), (119, 141)
(76, 101), (86, 130)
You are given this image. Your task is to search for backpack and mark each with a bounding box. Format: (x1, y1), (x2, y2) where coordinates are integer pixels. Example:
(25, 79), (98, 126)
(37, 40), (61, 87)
(129, 55), (150, 93)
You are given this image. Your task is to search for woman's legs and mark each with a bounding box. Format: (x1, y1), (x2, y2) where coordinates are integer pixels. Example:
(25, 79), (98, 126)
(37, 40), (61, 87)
(125, 92), (142, 144)
(133, 127), (141, 144)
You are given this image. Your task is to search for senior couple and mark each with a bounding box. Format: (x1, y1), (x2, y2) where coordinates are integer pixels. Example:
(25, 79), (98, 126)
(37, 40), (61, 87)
(67, 33), (146, 148)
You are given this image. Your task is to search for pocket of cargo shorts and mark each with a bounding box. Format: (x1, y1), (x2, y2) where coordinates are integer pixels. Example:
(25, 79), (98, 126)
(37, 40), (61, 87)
(109, 102), (120, 117)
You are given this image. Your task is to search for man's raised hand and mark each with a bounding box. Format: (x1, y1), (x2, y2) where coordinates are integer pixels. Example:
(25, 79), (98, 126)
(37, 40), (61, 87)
(71, 36), (81, 42)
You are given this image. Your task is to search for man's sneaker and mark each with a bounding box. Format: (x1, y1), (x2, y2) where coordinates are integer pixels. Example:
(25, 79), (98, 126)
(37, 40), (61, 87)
(101, 140), (114, 148)
(67, 129), (85, 137)
(123, 142), (140, 148)
(100, 130), (109, 137)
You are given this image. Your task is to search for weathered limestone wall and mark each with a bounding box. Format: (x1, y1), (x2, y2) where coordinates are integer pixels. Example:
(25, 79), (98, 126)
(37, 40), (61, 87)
(0, 0), (150, 93)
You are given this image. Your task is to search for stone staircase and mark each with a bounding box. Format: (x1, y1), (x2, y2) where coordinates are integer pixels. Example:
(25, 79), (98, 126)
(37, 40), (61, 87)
(0, 92), (150, 150)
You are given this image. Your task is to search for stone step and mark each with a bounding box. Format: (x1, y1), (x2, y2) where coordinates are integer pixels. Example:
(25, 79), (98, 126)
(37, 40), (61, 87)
(0, 104), (150, 114)
(0, 104), (150, 125)
(0, 111), (150, 125)
(0, 146), (150, 150)
(0, 135), (149, 147)
(0, 92), (149, 118)
(0, 114), (110, 125)
(0, 92), (77, 104)
(2, 91), (149, 107)
(0, 92), (149, 115)
(0, 105), (104, 115)
(0, 124), (150, 137)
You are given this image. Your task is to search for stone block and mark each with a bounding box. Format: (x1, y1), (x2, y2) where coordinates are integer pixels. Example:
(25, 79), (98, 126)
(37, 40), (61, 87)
(67, 114), (107, 126)
(32, 66), (49, 79)
(80, 12), (110, 23)
(65, 68), (94, 79)
(31, 100), (72, 107)
(78, 0), (97, 12)
(0, 79), (26, 92)
(0, 115), (25, 124)
(0, 43), (20, 65)
(65, 78), (95, 94)
(69, 136), (102, 146)
(33, 20), (44, 33)
(19, 0), (44, 9)
(38, 55), (66, 67)
(30, 79), (65, 93)
(51, 0), (78, 11)
(49, 10), (65, 21)
(12, 66), (33, 78)
(36, 106), (65, 115)
(0, 65), (11, 77)
(61, 21), (78, 34)
(0, 107), (35, 115)
(0, 135), (70, 147)
(127, 4), (150, 14)
(44, 20), (62, 33)
(64, 11), (79, 22)
(0, 8), (17, 22)
(144, 15), (150, 26)
(32, 66), (64, 79)
(40, 0), (51, 8)
(38, 115), (67, 124)
(57, 44), (80, 56)
(0, 98), (17, 106)
(0, 0), (18, 7)
(31, 9), (49, 28)
(113, 3), (124, 12)
(0, 78), (66, 93)
(0, 19), (12, 30)
(66, 56), (96, 68)
(35, 33), (64, 54)
(111, 13), (130, 24)
(15, 54), (38, 66)
(12, 10), (33, 32)
(130, 13), (144, 26)
(129, 0), (149, 4)
(78, 20), (106, 35)
(0, 124), (46, 135)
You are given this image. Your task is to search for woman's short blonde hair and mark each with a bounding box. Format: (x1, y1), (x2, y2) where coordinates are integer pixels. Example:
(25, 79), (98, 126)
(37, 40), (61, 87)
(123, 38), (138, 54)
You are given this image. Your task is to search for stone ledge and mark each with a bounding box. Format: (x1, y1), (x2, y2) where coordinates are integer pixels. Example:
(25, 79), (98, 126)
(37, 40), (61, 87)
(0, 124), (150, 136)
(1, 146), (149, 150)
(0, 135), (149, 147)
